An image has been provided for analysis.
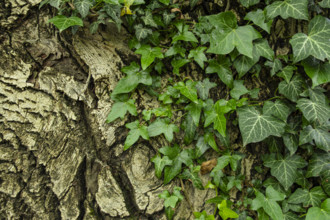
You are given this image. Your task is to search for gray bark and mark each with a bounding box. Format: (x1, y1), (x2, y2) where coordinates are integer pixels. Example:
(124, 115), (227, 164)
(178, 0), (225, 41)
(0, 1), (215, 219)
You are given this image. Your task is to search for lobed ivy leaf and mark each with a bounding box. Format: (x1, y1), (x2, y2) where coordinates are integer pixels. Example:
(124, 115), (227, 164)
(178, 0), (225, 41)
(290, 16), (330, 62)
(74, 0), (93, 18)
(297, 98), (330, 124)
(142, 10), (157, 27)
(264, 154), (307, 190)
(180, 166), (204, 190)
(278, 74), (305, 102)
(277, 66), (296, 83)
(165, 43), (186, 57)
(195, 136), (210, 158)
(265, 59), (282, 76)
(302, 58), (330, 88)
(306, 153), (330, 178)
(148, 118), (179, 142)
(233, 53), (259, 78)
(254, 39), (275, 60)
(245, 9), (272, 33)
(306, 198), (330, 220)
(134, 24), (152, 41)
(240, 0), (260, 8)
(135, 44), (164, 70)
(288, 187), (326, 207)
(263, 100), (293, 121)
(163, 11), (175, 25)
(151, 154), (172, 178)
(266, 0), (308, 20)
(319, 0), (330, 8)
(206, 58), (233, 88)
(171, 59), (190, 75)
(283, 133), (299, 156)
(188, 47), (207, 69)
(106, 99), (137, 123)
(182, 114), (197, 144)
(48, 15), (83, 32)
(124, 120), (149, 150)
(195, 78), (216, 101)
(299, 125), (330, 151)
(172, 23), (198, 43)
(174, 80), (198, 103)
(185, 100), (203, 126)
(230, 80), (249, 100)
(218, 200), (239, 220)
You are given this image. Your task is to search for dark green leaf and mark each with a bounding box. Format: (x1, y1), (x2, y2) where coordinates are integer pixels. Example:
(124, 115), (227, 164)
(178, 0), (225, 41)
(240, 0), (260, 8)
(319, 0), (330, 8)
(174, 80), (198, 103)
(278, 75), (306, 102)
(134, 24), (152, 41)
(254, 39), (275, 60)
(297, 98), (330, 124)
(195, 78), (216, 100)
(306, 198), (330, 220)
(263, 100), (293, 121)
(266, 0), (308, 20)
(233, 53), (259, 78)
(135, 44), (164, 70)
(182, 114), (197, 144)
(195, 136), (210, 158)
(188, 47), (207, 69)
(277, 66), (297, 83)
(302, 58), (330, 88)
(306, 153), (330, 177)
(265, 59), (282, 76)
(171, 59), (190, 75)
(206, 58), (233, 88)
(288, 187), (326, 207)
(321, 170), (330, 196)
(205, 100), (232, 137)
(230, 80), (249, 100)
(180, 166), (204, 189)
(142, 10), (157, 27)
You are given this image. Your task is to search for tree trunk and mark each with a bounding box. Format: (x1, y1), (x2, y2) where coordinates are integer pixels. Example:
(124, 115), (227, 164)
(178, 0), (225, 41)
(0, 1), (215, 219)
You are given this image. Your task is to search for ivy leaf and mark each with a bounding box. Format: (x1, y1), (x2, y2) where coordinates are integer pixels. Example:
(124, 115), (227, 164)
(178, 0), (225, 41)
(319, 0), (330, 8)
(165, 43), (186, 57)
(163, 11), (175, 25)
(142, 10), (157, 27)
(302, 58), (330, 88)
(195, 137), (210, 158)
(265, 59), (282, 76)
(306, 198), (330, 220)
(106, 99), (137, 123)
(182, 114), (197, 144)
(264, 154), (307, 190)
(263, 100), (293, 121)
(283, 212), (301, 220)
(206, 12), (261, 58)
(218, 200), (239, 220)
(159, 0), (170, 5)
(278, 74), (305, 102)
(283, 133), (299, 156)
(277, 66), (297, 83)
(245, 9), (272, 33)
(188, 47), (208, 69)
(74, 0), (92, 18)
(299, 125), (330, 151)
(151, 154), (172, 178)
(227, 176), (243, 191)
(194, 210), (215, 220)
(288, 187), (326, 207)
(205, 100), (232, 137)
(254, 39), (275, 60)
(238, 106), (286, 146)
(266, 0), (308, 20)
(206, 58), (233, 88)
(230, 80), (249, 100)
(204, 132), (219, 152)
(112, 62), (152, 94)
(124, 120), (149, 150)
(135, 44), (164, 70)
(48, 15), (83, 32)
(290, 16), (330, 62)
(233, 53), (259, 78)
(148, 118), (179, 142)
(240, 0), (260, 8)
(306, 153), (330, 178)
(171, 59), (190, 75)
(195, 78), (217, 100)
(174, 80), (198, 103)
(185, 100), (203, 126)
(172, 23), (198, 43)
(180, 166), (204, 190)
(297, 98), (330, 124)
(134, 24), (152, 41)
(164, 150), (193, 184)
(251, 186), (285, 220)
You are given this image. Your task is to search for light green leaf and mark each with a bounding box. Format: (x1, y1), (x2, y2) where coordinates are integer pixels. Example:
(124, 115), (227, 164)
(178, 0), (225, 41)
(264, 154), (307, 190)
(135, 44), (164, 70)
(290, 16), (330, 62)
(163, 11), (175, 25)
(278, 74), (305, 102)
(148, 118), (179, 142)
(245, 9), (272, 33)
(174, 80), (198, 103)
(134, 24), (152, 41)
(302, 58), (330, 88)
(48, 15), (83, 32)
(288, 187), (326, 207)
(206, 58), (233, 88)
(195, 78), (216, 100)
(238, 106), (286, 146)
(188, 47), (207, 69)
(151, 155), (172, 178)
(306, 153), (330, 178)
(254, 39), (275, 60)
(297, 98), (330, 124)
(142, 10), (157, 27)
(230, 80), (249, 100)
(106, 99), (137, 123)
(218, 200), (239, 220)
(240, 0), (260, 8)
(277, 66), (297, 83)
(319, 0), (330, 8)
(266, 0), (308, 20)
(263, 100), (293, 121)
(299, 125), (330, 151)
(194, 210), (215, 220)
(74, 0), (92, 18)
(171, 59), (190, 75)
(124, 120), (149, 150)
(306, 198), (330, 220)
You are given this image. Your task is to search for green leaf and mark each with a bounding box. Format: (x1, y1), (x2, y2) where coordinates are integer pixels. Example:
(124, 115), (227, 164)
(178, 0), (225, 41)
(134, 24), (152, 41)
(245, 9), (272, 33)
(185, 100), (203, 126)
(188, 47), (207, 69)
(266, 0), (308, 20)
(263, 100), (293, 121)
(135, 44), (164, 70)
(165, 43), (186, 57)
(288, 187), (326, 207)
(204, 132), (219, 152)
(195, 136), (210, 158)
(205, 100), (232, 137)
(290, 16), (330, 62)
(238, 106), (286, 146)
(163, 11), (175, 25)
(142, 10), (157, 27)
(230, 80), (249, 100)
(124, 120), (149, 150)
(218, 200), (239, 220)
(106, 99), (137, 123)
(264, 154), (307, 190)
(299, 125), (330, 151)
(240, 0), (260, 8)
(159, 145), (181, 160)
(306, 199), (330, 220)
(159, 0), (170, 5)
(302, 58), (330, 88)
(283, 133), (299, 156)
(195, 78), (216, 100)
(251, 186), (285, 220)
(180, 166), (203, 189)
(151, 155), (172, 178)
(278, 74), (305, 102)
(227, 176), (242, 191)
(171, 59), (191, 75)
(172, 24), (198, 43)
(206, 12), (261, 58)
(182, 114), (197, 144)
(206, 58), (233, 88)
(233, 54), (259, 78)
(194, 210), (215, 220)
(265, 59), (282, 76)
(283, 212), (301, 220)
(164, 150), (193, 184)
(48, 15), (83, 32)
(277, 66), (297, 83)
(319, 0), (330, 8)
(112, 62), (152, 94)
(306, 153), (330, 178)
(148, 118), (179, 142)
(254, 39), (275, 60)
(74, 0), (92, 18)
(297, 98), (330, 124)
(174, 80), (198, 103)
